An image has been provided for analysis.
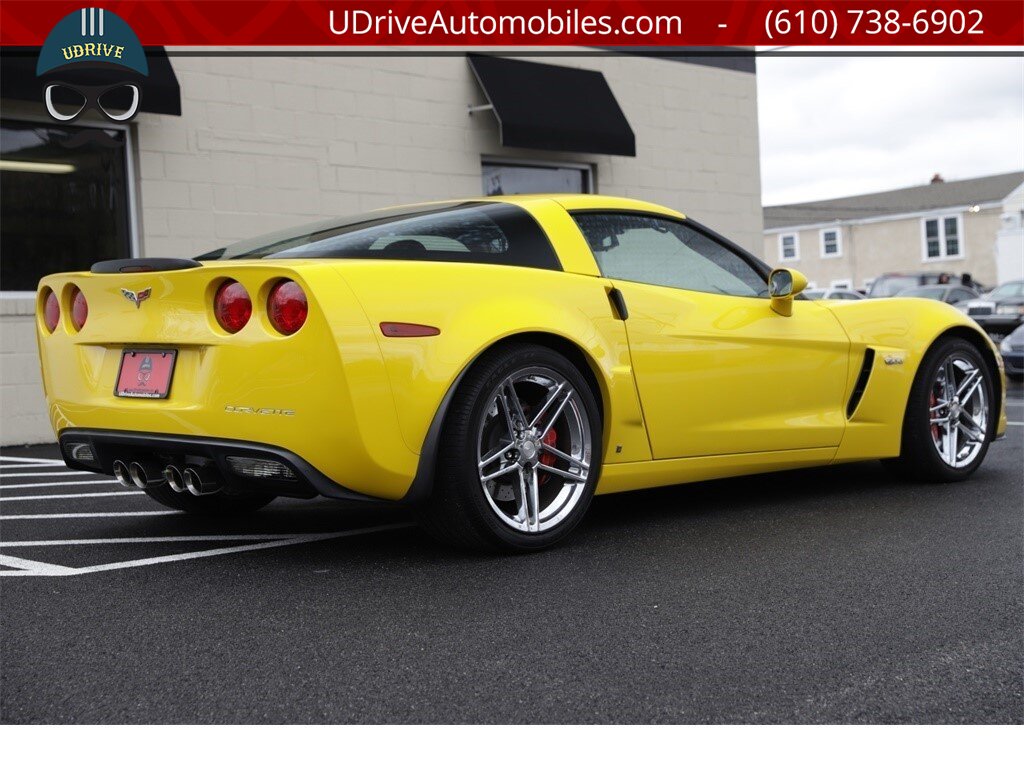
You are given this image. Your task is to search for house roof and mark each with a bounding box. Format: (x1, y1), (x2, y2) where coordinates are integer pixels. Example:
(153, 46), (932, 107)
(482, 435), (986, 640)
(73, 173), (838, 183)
(764, 171), (1024, 230)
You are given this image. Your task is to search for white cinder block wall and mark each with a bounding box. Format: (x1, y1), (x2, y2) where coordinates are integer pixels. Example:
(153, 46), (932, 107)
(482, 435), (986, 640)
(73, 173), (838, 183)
(1, 53), (761, 445)
(1, 298), (49, 444)
(140, 54), (762, 258)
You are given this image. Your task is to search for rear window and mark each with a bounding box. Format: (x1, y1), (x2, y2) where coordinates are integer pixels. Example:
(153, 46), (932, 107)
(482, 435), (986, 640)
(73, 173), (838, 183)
(899, 286), (946, 299)
(214, 202), (559, 270)
(990, 281), (1024, 299)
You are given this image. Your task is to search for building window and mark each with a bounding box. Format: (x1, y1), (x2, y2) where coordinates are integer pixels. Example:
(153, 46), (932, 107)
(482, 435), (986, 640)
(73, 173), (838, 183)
(1, 119), (133, 294)
(482, 160), (592, 196)
(778, 233), (799, 262)
(922, 215), (963, 260)
(820, 228), (842, 258)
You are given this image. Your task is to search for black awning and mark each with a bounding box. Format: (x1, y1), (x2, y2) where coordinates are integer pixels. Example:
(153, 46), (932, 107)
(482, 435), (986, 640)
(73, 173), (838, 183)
(468, 54), (635, 157)
(0, 47), (181, 116)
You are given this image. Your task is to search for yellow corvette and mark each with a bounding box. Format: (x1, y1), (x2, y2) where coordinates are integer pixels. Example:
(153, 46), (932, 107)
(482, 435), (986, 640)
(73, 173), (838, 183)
(36, 195), (1007, 551)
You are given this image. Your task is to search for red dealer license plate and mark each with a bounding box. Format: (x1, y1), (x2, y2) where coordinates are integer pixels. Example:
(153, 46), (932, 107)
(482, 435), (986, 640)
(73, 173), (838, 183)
(115, 350), (177, 399)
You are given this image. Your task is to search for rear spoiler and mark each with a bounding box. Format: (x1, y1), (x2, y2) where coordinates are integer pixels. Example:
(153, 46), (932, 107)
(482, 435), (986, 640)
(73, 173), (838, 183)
(91, 258), (202, 274)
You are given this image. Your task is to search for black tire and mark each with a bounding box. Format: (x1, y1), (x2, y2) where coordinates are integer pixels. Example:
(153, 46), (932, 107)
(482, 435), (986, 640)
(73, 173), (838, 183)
(421, 342), (602, 552)
(884, 336), (995, 482)
(143, 484), (276, 515)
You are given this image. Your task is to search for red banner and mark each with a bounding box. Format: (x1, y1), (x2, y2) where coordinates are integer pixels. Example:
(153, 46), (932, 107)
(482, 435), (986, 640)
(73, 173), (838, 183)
(1, 0), (1022, 47)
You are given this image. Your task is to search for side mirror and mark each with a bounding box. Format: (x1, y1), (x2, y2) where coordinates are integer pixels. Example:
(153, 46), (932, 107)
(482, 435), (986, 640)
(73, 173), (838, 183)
(769, 268), (809, 317)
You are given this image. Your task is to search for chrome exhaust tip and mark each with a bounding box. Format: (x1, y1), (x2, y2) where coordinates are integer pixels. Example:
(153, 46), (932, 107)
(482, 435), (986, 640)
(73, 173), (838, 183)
(183, 466), (221, 496)
(163, 465), (186, 493)
(129, 461), (167, 489)
(112, 460), (133, 488)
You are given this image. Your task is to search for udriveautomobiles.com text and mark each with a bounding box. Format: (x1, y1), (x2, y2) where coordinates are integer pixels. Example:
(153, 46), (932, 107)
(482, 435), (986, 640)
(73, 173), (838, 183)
(328, 8), (684, 37)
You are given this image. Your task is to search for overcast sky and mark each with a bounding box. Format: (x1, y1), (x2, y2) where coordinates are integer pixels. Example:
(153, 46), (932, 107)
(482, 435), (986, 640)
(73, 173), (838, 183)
(756, 55), (1024, 206)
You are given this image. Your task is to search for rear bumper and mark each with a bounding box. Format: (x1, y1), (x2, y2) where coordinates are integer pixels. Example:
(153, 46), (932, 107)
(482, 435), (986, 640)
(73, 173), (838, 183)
(58, 428), (385, 502)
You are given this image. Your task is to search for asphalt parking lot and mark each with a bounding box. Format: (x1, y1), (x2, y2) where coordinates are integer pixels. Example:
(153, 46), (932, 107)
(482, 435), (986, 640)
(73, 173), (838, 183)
(1, 384), (1021, 724)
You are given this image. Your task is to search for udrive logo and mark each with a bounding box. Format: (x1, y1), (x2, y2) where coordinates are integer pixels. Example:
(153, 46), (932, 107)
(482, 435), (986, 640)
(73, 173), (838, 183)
(36, 8), (149, 125)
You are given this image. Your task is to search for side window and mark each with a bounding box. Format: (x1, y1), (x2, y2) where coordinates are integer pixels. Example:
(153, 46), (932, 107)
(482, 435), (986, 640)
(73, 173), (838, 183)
(571, 213), (766, 298)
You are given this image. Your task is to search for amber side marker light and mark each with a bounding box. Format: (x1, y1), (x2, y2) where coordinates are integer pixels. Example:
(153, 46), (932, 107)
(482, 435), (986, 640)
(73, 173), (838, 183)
(380, 322), (441, 338)
(42, 289), (60, 333)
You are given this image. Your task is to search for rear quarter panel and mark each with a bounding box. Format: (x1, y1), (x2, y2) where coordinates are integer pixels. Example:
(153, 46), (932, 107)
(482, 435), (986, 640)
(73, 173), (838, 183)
(331, 260), (651, 471)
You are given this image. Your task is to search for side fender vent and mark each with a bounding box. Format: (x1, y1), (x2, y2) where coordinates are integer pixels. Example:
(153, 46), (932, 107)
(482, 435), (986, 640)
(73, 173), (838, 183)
(847, 348), (876, 419)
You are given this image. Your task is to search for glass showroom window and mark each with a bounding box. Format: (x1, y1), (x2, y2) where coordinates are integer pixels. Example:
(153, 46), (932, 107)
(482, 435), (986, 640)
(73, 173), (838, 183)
(820, 228), (841, 258)
(0, 119), (132, 293)
(778, 233), (799, 261)
(923, 215), (962, 260)
(482, 160), (591, 196)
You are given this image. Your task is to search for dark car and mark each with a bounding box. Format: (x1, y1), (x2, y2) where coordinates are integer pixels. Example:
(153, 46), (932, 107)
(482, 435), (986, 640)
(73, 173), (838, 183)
(897, 284), (980, 305)
(961, 280), (1024, 339)
(868, 271), (983, 298)
(999, 322), (1024, 381)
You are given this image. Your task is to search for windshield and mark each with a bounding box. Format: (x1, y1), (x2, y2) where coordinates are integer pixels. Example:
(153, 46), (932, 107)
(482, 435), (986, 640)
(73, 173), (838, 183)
(899, 286), (947, 299)
(869, 275), (921, 297)
(205, 202), (560, 271)
(989, 281), (1024, 299)
(803, 289), (826, 299)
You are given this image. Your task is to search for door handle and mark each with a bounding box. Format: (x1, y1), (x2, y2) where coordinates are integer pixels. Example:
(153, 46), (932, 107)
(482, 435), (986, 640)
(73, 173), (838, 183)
(607, 287), (629, 320)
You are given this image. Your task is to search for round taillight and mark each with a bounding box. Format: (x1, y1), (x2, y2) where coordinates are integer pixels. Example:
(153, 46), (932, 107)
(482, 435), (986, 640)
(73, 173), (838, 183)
(43, 289), (60, 333)
(214, 280), (252, 333)
(268, 280), (308, 335)
(70, 286), (88, 331)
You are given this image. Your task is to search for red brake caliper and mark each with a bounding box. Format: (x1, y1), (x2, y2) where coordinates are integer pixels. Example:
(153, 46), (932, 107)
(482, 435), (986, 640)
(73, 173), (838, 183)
(930, 391), (940, 441)
(538, 428), (557, 484)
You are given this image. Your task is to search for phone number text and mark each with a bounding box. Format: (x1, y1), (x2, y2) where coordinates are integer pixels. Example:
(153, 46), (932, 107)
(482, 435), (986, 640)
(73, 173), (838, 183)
(764, 8), (984, 40)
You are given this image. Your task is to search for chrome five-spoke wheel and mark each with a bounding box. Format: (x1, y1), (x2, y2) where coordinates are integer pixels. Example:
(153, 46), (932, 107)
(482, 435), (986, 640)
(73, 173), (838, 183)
(424, 342), (601, 551)
(477, 367), (592, 533)
(928, 353), (988, 468)
(886, 336), (994, 483)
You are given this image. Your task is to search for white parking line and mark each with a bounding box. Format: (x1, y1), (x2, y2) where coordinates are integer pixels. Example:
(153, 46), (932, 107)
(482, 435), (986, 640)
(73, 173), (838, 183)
(0, 523), (414, 577)
(2, 534), (317, 546)
(1, 479), (123, 490)
(0, 491), (143, 501)
(0, 471), (91, 478)
(0, 554), (78, 576)
(0, 457), (65, 466)
(1, 510), (182, 520)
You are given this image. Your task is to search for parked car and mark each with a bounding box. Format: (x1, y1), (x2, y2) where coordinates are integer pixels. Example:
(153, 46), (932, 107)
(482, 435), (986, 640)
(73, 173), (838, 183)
(803, 288), (864, 301)
(960, 280), (1024, 340)
(897, 285), (980, 305)
(35, 195), (1007, 552)
(999, 323), (1024, 381)
(868, 271), (983, 298)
